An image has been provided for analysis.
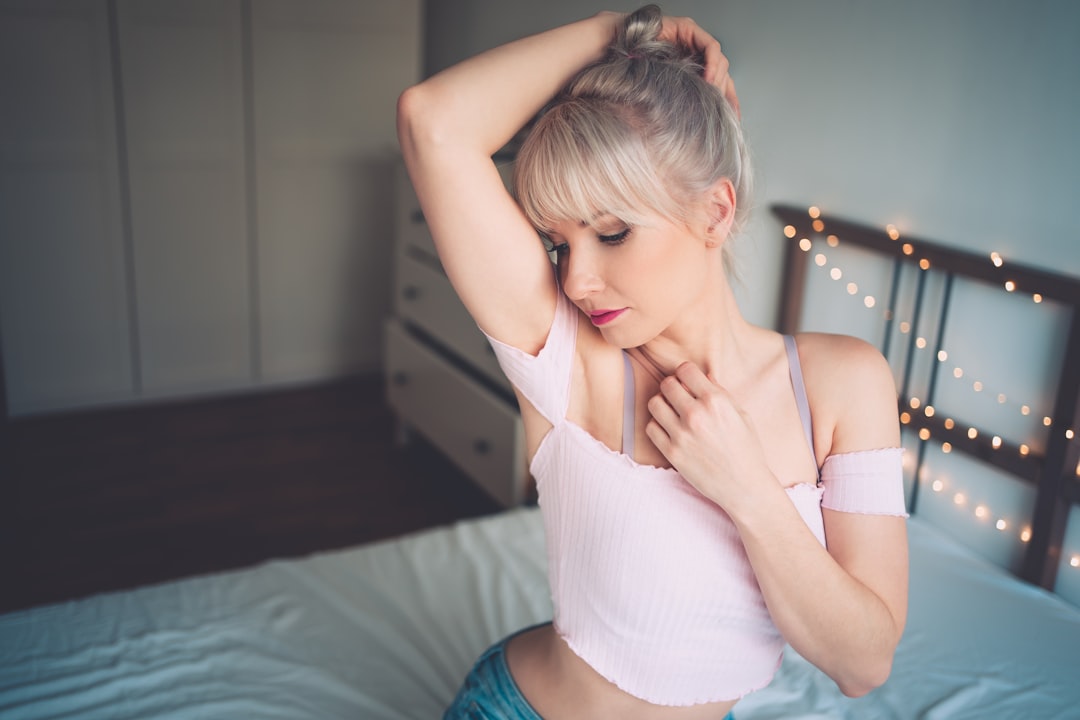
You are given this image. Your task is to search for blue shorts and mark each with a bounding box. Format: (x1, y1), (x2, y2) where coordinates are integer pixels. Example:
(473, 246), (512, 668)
(443, 623), (735, 719)
(444, 624), (545, 719)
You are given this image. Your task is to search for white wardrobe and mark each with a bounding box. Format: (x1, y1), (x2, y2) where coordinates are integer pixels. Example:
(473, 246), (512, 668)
(0, 0), (419, 417)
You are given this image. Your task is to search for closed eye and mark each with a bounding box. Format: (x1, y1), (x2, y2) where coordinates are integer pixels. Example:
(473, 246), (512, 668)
(598, 228), (630, 244)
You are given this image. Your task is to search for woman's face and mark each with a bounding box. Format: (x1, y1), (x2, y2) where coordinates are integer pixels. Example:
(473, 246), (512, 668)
(545, 208), (714, 348)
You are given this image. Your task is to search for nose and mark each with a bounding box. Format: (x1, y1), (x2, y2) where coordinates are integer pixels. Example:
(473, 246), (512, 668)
(560, 245), (606, 301)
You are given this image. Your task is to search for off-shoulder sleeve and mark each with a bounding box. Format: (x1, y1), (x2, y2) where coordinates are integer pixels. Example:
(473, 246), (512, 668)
(478, 289), (577, 425)
(820, 447), (909, 517)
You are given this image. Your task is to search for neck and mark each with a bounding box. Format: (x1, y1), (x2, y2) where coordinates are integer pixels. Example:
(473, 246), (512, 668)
(632, 275), (756, 384)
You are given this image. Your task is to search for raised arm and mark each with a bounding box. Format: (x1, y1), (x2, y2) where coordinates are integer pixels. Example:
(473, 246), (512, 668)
(396, 13), (621, 353)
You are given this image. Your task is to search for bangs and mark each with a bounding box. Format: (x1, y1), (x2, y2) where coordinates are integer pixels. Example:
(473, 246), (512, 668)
(513, 100), (682, 234)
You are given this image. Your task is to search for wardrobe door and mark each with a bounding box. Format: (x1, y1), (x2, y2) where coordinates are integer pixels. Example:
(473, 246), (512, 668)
(0, 0), (134, 416)
(251, 0), (420, 382)
(116, 0), (253, 397)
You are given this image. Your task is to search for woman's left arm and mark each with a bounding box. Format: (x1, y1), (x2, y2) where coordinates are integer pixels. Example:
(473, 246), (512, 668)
(647, 336), (908, 697)
(736, 336), (907, 697)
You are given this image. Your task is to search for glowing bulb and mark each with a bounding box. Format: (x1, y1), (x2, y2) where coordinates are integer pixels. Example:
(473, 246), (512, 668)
(1072, 556), (1080, 568)
(815, 253), (827, 267)
(784, 225), (797, 238)
(886, 224), (900, 240)
(900, 321), (911, 334)
(992, 436), (1002, 449)
(996, 519), (1008, 531)
(1005, 280), (1016, 292)
(830, 267), (842, 280)
(1020, 528), (1032, 543)
(990, 252), (1003, 267)
(812, 219), (825, 232)
(953, 492), (966, 506)
(846, 282), (858, 295)
(1066, 429), (1075, 440)
(1044, 416), (1053, 427)
(1033, 293), (1043, 304)
(924, 405), (935, 417)
(953, 367), (963, 379)
(799, 238), (812, 252)
(902, 243), (914, 256)
(932, 479), (944, 492)
(941, 442), (952, 453)
(975, 505), (989, 519)
(1021, 405), (1030, 415)
(944, 418), (955, 430)
(900, 412), (911, 424)
(937, 350), (948, 362)
(919, 258), (931, 270)
(808, 206), (821, 219)
(919, 428), (931, 441)
(910, 397), (922, 409)
(973, 381), (984, 392)
(827, 234), (839, 247)
(864, 295), (876, 308)
(968, 427), (978, 439)
(1019, 444), (1030, 457)
(997, 394), (1007, 404)
(916, 337), (927, 349)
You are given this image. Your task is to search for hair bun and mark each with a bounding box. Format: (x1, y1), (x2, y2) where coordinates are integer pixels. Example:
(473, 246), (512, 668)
(616, 5), (684, 64)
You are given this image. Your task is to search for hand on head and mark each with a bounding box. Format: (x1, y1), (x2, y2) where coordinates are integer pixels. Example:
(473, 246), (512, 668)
(658, 15), (739, 116)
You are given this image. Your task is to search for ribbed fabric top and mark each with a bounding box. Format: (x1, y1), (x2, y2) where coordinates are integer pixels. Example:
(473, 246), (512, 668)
(480, 290), (906, 706)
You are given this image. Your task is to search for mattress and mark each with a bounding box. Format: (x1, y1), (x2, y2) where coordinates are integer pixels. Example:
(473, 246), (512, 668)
(1, 508), (1078, 719)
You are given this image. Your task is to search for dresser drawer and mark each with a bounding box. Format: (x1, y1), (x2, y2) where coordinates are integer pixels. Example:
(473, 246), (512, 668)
(394, 251), (509, 390)
(385, 320), (526, 507)
(394, 164), (438, 257)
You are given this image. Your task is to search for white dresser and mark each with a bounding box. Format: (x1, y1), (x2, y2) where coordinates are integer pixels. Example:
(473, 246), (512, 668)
(385, 162), (530, 508)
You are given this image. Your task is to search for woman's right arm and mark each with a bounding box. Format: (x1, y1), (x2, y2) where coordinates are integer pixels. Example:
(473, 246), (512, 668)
(396, 13), (621, 353)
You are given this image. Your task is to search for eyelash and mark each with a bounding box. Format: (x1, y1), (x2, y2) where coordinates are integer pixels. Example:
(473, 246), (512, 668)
(543, 227), (631, 259)
(598, 228), (630, 244)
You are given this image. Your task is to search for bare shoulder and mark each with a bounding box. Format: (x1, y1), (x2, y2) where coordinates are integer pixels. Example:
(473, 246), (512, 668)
(793, 332), (900, 456)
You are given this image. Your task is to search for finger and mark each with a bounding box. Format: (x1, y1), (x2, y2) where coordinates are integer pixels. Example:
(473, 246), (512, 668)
(673, 362), (715, 398)
(725, 76), (740, 118)
(701, 38), (728, 87)
(645, 417), (671, 455)
(658, 374), (696, 416)
(648, 390), (681, 431)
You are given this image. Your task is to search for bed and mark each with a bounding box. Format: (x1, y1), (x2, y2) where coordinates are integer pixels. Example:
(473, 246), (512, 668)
(2, 207), (1079, 719)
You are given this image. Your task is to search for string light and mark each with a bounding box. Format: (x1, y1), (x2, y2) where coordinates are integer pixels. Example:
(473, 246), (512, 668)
(795, 230), (1079, 457)
(921, 466), (1047, 550)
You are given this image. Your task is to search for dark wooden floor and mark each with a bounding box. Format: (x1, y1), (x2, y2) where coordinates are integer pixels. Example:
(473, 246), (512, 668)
(0, 375), (503, 615)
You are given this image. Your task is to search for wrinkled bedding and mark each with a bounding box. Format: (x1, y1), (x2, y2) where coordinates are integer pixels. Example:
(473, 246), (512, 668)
(1, 509), (1078, 719)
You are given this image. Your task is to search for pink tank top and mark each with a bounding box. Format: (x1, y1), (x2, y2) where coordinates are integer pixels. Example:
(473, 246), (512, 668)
(482, 289), (907, 706)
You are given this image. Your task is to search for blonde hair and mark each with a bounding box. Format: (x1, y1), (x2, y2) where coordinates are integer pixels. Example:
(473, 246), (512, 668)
(514, 5), (752, 269)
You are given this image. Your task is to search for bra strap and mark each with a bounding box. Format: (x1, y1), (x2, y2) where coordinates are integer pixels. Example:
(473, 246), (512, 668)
(783, 335), (816, 459)
(622, 351), (635, 457)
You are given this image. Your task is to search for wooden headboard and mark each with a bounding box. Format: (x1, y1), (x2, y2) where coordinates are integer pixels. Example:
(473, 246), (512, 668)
(772, 203), (1080, 592)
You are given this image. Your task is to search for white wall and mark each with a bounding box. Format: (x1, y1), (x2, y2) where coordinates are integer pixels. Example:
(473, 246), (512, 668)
(0, 0), (420, 416)
(424, 0), (1080, 327)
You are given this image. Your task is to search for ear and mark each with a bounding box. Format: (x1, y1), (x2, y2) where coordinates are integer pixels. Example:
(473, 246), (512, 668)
(703, 177), (737, 248)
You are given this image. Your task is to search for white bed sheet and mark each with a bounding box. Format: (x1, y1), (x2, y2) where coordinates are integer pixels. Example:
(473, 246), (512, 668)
(1, 508), (1078, 719)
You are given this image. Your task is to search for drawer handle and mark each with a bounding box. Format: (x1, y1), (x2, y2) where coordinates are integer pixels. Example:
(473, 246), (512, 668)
(392, 372), (409, 386)
(402, 285), (421, 301)
(410, 209), (425, 224)
(473, 439), (491, 455)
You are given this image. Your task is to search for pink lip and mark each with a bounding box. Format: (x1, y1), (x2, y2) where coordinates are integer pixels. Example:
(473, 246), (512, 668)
(589, 308), (626, 326)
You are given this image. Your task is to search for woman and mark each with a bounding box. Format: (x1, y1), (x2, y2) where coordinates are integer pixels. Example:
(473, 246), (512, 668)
(397, 6), (908, 719)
